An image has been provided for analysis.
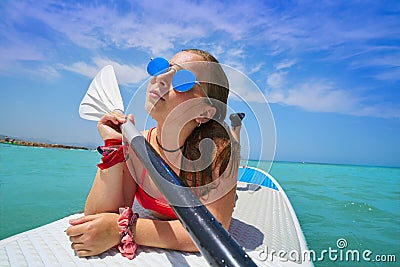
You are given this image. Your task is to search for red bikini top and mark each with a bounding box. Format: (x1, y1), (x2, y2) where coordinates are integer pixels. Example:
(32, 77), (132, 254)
(134, 127), (177, 219)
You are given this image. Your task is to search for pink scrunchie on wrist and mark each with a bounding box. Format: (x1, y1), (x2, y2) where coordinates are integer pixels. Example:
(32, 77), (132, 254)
(117, 207), (139, 259)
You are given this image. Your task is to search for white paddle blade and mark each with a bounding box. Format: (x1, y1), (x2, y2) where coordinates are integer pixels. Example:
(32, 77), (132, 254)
(79, 65), (124, 121)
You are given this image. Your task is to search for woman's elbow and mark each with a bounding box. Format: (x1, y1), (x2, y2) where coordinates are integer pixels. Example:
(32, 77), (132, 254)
(221, 217), (233, 231)
(173, 230), (199, 252)
(178, 239), (199, 253)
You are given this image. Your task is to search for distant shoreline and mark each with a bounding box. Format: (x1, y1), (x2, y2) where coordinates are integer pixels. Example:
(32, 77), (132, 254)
(2, 139), (397, 168)
(0, 139), (89, 150)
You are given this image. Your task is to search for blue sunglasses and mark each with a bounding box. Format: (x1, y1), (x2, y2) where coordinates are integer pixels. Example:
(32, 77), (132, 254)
(147, 57), (213, 106)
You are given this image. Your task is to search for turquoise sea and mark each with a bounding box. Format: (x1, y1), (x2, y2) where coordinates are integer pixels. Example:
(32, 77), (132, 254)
(0, 143), (399, 266)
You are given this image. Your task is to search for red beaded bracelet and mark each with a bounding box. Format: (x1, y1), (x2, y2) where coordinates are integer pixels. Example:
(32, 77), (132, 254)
(97, 139), (126, 170)
(117, 207), (139, 259)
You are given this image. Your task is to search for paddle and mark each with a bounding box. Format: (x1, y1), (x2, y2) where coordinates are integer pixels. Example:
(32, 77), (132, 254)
(79, 65), (257, 267)
(79, 65), (124, 121)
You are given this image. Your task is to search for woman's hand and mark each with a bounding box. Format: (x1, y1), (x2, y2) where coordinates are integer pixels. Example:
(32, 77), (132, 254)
(66, 213), (120, 257)
(97, 111), (127, 141)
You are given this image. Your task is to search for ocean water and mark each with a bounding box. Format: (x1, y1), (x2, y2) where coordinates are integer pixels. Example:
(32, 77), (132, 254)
(1, 143), (399, 266)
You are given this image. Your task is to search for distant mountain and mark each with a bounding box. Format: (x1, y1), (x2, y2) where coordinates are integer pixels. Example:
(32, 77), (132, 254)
(0, 134), (97, 150)
(0, 134), (51, 143)
(0, 134), (16, 140)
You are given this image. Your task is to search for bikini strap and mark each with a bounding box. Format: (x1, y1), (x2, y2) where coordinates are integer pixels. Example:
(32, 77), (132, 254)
(147, 127), (156, 142)
(140, 127), (156, 182)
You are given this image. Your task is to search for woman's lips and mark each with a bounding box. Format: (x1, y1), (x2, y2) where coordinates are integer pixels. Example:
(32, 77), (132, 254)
(149, 90), (165, 101)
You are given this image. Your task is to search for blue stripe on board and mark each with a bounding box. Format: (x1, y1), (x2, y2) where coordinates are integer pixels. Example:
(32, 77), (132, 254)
(238, 167), (279, 191)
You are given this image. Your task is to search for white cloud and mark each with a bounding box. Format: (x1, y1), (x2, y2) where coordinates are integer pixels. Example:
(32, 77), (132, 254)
(248, 63), (264, 74)
(4, 1), (397, 73)
(267, 72), (286, 89)
(1, 0), (398, 120)
(34, 66), (61, 79)
(61, 58), (147, 86)
(283, 82), (355, 113)
(274, 59), (296, 70)
(373, 68), (400, 81)
(92, 58), (148, 86)
(3, 1), (256, 55)
(352, 103), (400, 119)
(3, 1), (399, 63)
(266, 59), (296, 91)
(266, 81), (399, 119)
(223, 65), (267, 103)
(61, 62), (99, 79)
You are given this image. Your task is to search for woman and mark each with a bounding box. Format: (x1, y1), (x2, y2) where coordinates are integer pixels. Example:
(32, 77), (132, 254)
(66, 49), (240, 258)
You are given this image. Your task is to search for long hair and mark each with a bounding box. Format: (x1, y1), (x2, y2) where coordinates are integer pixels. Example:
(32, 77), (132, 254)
(179, 49), (239, 189)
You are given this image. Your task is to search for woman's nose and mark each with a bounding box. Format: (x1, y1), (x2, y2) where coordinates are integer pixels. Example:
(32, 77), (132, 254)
(156, 73), (168, 87)
(155, 70), (175, 92)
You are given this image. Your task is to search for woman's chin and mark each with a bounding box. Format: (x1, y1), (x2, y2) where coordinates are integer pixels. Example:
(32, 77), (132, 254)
(145, 102), (163, 121)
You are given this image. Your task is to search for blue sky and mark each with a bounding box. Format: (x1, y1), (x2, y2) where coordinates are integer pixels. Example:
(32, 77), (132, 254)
(0, 0), (399, 167)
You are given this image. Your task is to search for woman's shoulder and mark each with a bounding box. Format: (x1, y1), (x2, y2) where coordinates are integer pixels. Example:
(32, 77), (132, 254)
(141, 127), (156, 141)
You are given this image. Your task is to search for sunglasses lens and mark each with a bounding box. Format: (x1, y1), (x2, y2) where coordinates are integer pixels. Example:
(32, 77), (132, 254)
(147, 57), (169, 76)
(172, 70), (196, 92)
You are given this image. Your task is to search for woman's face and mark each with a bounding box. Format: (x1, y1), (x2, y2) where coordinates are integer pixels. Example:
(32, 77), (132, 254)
(145, 51), (209, 124)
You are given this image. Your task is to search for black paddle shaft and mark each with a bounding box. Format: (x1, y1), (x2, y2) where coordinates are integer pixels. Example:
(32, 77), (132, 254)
(122, 122), (257, 267)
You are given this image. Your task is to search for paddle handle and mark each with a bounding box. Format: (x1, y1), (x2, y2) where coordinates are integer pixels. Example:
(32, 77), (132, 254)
(121, 121), (257, 267)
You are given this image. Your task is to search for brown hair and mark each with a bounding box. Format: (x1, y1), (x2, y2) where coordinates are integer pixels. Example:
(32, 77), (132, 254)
(181, 48), (229, 120)
(180, 49), (239, 189)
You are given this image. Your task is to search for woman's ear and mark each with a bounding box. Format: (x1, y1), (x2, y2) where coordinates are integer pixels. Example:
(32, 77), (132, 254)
(195, 106), (217, 124)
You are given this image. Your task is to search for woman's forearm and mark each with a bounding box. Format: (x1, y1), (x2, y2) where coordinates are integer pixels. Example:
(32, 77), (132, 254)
(134, 218), (198, 252)
(84, 163), (125, 215)
(132, 187), (236, 253)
